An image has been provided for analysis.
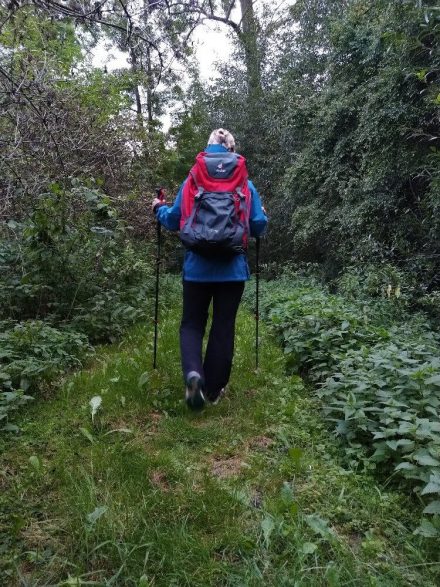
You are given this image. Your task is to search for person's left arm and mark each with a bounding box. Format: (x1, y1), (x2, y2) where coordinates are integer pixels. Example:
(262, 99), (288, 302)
(248, 180), (268, 237)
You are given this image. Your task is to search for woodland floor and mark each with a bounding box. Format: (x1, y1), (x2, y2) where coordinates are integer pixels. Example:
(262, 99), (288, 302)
(1, 290), (440, 586)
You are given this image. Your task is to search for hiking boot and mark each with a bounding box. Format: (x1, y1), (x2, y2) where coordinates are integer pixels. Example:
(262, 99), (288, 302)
(185, 371), (205, 411)
(206, 387), (225, 406)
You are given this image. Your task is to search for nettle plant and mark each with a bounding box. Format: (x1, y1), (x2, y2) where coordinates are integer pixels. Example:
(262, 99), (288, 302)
(262, 275), (440, 535)
(266, 280), (389, 380)
(319, 338), (440, 537)
(0, 320), (89, 431)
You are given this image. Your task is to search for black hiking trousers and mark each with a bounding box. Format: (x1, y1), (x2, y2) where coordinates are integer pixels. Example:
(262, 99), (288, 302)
(180, 280), (245, 397)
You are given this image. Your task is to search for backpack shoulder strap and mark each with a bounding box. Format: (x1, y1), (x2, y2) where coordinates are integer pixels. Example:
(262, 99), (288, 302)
(189, 169), (204, 196)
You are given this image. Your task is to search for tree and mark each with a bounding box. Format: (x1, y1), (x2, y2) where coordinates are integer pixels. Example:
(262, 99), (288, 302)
(277, 0), (440, 286)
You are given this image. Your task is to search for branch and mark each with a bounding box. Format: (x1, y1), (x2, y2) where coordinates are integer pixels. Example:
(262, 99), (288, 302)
(225, 0), (237, 21)
(0, 65), (67, 172)
(117, 0), (133, 45)
(31, 0), (165, 71)
(168, 1), (241, 34)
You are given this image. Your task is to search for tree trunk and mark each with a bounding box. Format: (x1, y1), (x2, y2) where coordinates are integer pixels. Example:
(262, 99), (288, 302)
(238, 0), (262, 102)
(129, 48), (144, 127)
(145, 46), (154, 128)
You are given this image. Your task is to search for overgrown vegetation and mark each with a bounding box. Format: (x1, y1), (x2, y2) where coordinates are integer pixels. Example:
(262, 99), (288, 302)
(195, 1), (440, 304)
(1, 0), (440, 580)
(0, 183), (153, 430)
(250, 267), (440, 535)
(1, 301), (439, 585)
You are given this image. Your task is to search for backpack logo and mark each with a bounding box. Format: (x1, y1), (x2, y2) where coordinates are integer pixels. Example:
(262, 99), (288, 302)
(216, 162), (227, 173)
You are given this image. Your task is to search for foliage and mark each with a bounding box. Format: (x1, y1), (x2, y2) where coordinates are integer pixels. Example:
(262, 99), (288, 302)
(1, 183), (153, 339)
(0, 321), (89, 389)
(275, 0), (440, 286)
(0, 182), (154, 428)
(201, 0), (439, 295)
(0, 5), (163, 227)
(164, 79), (212, 186)
(0, 321), (89, 432)
(1, 302), (439, 584)
(320, 339), (440, 537)
(252, 271), (440, 534)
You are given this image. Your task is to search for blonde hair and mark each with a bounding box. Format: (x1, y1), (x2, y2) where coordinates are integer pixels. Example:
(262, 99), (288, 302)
(207, 128), (236, 152)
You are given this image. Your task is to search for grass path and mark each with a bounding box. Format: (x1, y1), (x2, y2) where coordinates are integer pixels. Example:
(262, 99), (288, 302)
(1, 295), (439, 585)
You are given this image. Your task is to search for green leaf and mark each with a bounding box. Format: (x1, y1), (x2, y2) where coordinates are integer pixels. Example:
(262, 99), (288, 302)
(302, 542), (318, 555)
(414, 453), (440, 467)
(103, 428), (133, 436)
(423, 501), (440, 515)
(89, 395), (102, 422)
(138, 371), (149, 389)
(79, 427), (95, 443)
(305, 514), (335, 541)
(424, 375), (440, 386)
(395, 462), (416, 471)
(1, 423), (20, 432)
(421, 481), (440, 496)
(414, 519), (439, 538)
(386, 440), (398, 451)
(29, 455), (41, 471)
(86, 505), (108, 526)
(261, 515), (275, 545)
(139, 576), (149, 587)
(280, 482), (295, 506)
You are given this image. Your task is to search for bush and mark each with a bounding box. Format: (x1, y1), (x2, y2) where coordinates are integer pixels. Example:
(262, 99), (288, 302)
(0, 182), (155, 429)
(0, 183), (154, 341)
(253, 271), (440, 535)
(0, 320), (90, 431)
(319, 338), (440, 537)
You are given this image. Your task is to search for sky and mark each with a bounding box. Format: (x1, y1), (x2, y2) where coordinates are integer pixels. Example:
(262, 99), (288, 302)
(91, 19), (235, 82)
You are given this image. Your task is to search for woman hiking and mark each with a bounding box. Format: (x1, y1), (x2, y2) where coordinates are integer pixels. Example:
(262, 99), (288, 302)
(152, 128), (267, 411)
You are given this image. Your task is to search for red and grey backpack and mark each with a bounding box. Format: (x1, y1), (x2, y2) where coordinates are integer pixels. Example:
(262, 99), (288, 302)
(179, 151), (252, 257)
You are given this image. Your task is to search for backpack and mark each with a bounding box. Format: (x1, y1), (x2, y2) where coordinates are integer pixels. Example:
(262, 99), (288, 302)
(179, 151), (252, 258)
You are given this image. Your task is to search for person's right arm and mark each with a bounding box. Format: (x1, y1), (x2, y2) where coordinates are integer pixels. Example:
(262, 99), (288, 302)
(155, 180), (186, 231)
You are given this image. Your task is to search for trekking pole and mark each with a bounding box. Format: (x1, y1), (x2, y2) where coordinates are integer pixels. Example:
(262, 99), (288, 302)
(255, 236), (261, 370)
(153, 188), (165, 370)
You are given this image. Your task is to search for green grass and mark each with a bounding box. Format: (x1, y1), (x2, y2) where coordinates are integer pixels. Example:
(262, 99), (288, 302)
(1, 285), (440, 586)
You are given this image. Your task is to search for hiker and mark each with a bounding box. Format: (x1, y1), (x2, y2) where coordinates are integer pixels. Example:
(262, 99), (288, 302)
(152, 128), (267, 411)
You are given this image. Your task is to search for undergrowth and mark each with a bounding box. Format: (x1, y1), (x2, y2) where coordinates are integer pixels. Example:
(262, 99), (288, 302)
(245, 269), (440, 536)
(1, 291), (439, 585)
(0, 182), (154, 430)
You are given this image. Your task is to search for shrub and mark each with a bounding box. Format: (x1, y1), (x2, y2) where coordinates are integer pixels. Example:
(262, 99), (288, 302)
(319, 338), (440, 537)
(253, 271), (440, 535)
(0, 320), (90, 431)
(0, 182), (155, 429)
(0, 183), (154, 341)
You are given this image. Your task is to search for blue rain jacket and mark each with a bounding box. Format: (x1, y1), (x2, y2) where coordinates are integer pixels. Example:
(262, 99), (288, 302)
(156, 144), (267, 282)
